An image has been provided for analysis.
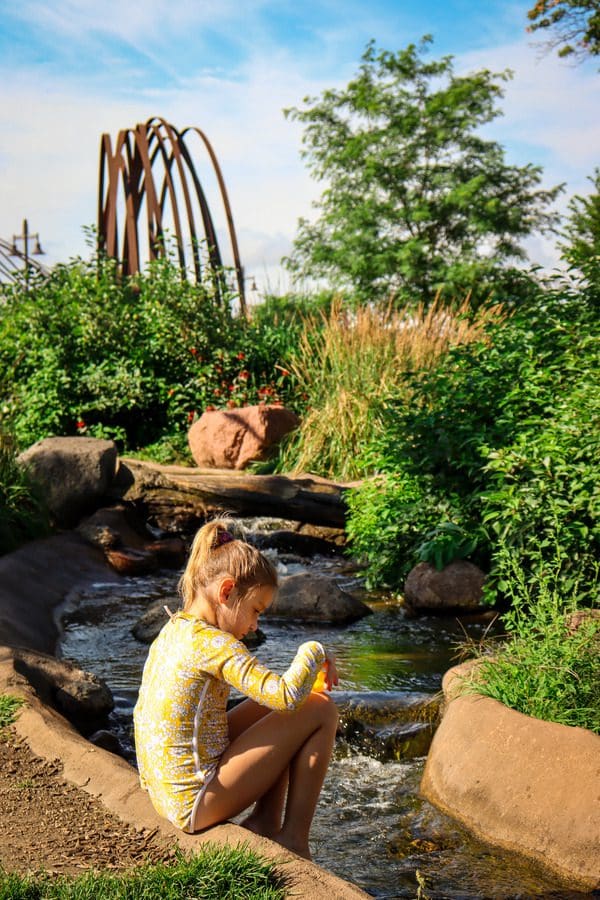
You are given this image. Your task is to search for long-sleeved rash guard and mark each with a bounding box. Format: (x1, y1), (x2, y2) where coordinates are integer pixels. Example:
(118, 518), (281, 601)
(133, 611), (325, 831)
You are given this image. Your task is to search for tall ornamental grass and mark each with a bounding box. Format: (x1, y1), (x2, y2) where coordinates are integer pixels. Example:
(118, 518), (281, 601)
(277, 297), (503, 480)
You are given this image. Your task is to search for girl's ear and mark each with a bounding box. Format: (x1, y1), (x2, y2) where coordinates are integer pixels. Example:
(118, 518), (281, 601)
(217, 577), (236, 605)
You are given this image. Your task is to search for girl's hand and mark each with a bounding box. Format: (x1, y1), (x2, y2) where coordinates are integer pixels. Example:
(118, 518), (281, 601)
(324, 652), (339, 691)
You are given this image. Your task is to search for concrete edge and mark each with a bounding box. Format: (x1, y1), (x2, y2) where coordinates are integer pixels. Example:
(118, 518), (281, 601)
(420, 664), (600, 891)
(1, 653), (368, 899)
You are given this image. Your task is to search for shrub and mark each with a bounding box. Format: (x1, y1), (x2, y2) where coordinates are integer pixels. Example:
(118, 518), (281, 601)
(346, 287), (599, 600)
(0, 433), (50, 555)
(460, 549), (600, 732)
(0, 256), (299, 458)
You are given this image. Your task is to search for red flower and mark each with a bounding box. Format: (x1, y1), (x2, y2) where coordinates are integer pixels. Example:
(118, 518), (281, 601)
(205, 404), (216, 412)
(237, 351), (245, 360)
(76, 419), (86, 430)
(189, 347), (198, 357)
(238, 370), (250, 381)
(213, 388), (222, 396)
(226, 399), (237, 409)
(187, 410), (196, 423)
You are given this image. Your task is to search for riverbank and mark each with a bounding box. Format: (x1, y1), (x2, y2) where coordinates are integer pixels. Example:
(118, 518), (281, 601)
(0, 533), (368, 900)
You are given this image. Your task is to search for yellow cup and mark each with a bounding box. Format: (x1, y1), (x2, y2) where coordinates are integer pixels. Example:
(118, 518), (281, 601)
(312, 667), (328, 693)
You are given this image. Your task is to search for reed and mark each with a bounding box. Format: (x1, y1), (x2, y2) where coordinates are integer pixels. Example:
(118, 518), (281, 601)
(278, 296), (503, 480)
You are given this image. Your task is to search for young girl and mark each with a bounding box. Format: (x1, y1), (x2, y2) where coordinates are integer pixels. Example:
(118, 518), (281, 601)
(133, 519), (339, 859)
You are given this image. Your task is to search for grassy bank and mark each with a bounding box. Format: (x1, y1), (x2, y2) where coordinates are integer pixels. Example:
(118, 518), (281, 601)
(0, 845), (286, 900)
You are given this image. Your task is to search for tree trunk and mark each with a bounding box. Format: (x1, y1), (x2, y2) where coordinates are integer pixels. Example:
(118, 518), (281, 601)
(108, 459), (351, 532)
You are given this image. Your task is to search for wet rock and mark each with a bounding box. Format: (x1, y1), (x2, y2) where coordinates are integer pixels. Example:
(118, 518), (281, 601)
(404, 561), (486, 614)
(266, 573), (372, 624)
(88, 729), (125, 756)
(131, 599), (266, 650)
(105, 546), (159, 576)
(17, 437), (119, 528)
(188, 405), (300, 469)
(333, 691), (440, 762)
(78, 505), (186, 574)
(11, 649), (114, 722)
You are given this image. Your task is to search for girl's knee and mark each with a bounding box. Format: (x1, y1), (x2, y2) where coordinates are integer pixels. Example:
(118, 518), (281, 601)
(307, 691), (339, 727)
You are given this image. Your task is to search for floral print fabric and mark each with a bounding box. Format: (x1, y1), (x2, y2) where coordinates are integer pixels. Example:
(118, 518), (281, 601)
(133, 611), (325, 831)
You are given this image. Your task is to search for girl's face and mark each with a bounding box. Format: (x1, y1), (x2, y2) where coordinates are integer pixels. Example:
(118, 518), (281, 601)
(217, 583), (275, 640)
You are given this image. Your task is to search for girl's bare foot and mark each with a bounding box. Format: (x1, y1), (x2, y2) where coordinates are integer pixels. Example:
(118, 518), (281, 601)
(274, 830), (312, 860)
(239, 812), (280, 841)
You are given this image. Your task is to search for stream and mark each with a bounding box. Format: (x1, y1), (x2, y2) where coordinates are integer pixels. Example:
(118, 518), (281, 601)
(58, 529), (588, 900)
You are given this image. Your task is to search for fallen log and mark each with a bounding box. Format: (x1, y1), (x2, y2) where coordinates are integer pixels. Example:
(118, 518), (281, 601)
(108, 458), (352, 532)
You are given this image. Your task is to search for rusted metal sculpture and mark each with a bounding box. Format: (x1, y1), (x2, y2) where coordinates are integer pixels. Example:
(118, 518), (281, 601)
(98, 117), (246, 313)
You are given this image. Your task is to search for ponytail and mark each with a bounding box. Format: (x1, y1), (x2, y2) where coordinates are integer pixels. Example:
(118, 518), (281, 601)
(179, 519), (277, 611)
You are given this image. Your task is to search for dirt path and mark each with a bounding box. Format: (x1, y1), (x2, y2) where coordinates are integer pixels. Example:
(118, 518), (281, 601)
(0, 728), (176, 877)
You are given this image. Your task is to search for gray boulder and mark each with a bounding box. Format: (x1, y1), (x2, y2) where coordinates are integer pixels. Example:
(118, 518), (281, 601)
(266, 573), (372, 624)
(12, 649), (113, 722)
(18, 437), (119, 527)
(403, 560), (486, 613)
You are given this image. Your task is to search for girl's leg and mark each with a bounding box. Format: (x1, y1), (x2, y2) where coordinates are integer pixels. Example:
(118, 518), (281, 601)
(227, 699), (288, 838)
(194, 692), (338, 858)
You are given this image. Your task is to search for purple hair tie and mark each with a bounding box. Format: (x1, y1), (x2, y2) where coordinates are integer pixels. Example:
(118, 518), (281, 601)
(216, 530), (234, 547)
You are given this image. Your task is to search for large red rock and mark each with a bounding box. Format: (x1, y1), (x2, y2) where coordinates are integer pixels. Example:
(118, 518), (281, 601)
(420, 663), (600, 889)
(188, 404), (299, 469)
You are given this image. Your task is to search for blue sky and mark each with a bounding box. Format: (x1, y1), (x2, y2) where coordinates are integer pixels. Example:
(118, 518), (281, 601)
(1, 0), (599, 292)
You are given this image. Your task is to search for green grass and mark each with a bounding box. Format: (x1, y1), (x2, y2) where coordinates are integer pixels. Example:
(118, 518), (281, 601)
(0, 844), (287, 900)
(460, 550), (600, 733)
(0, 694), (24, 728)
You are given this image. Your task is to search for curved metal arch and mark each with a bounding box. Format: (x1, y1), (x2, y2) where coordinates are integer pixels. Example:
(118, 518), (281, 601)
(97, 118), (246, 313)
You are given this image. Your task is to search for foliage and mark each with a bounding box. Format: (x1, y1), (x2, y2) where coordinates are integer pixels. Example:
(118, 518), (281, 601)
(460, 548), (600, 732)
(0, 433), (50, 555)
(416, 523), (478, 571)
(0, 694), (24, 729)
(345, 288), (599, 600)
(345, 471), (460, 589)
(276, 297), (503, 480)
(527, 0), (600, 61)
(285, 37), (562, 304)
(0, 844), (286, 900)
(0, 256), (299, 457)
(560, 167), (600, 305)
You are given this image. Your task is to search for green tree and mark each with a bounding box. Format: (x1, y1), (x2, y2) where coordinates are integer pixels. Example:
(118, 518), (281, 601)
(561, 168), (600, 299)
(527, 0), (600, 61)
(285, 38), (563, 304)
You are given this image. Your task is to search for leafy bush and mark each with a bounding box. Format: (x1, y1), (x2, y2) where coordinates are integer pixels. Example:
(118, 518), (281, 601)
(346, 287), (599, 600)
(0, 256), (299, 458)
(0, 433), (50, 555)
(460, 549), (600, 732)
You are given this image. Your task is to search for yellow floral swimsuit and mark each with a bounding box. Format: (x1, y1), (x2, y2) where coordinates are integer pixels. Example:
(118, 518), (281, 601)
(133, 611), (325, 832)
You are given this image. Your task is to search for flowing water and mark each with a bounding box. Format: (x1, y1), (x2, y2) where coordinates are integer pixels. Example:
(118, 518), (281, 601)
(58, 544), (589, 900)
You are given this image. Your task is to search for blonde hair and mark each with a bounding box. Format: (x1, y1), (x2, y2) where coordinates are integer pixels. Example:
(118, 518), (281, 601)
(179, 519), (278, 611)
